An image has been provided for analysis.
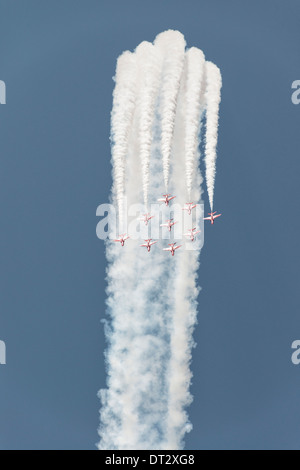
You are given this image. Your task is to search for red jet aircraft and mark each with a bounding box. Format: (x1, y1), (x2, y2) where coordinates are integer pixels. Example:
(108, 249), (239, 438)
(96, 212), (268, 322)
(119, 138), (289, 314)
(139, 213), (154, 226)
(204, 212), (222, 225)
(163, 242), (182, 257)
(182, 202), (196, 215)
(157, 194), (176, 206)
(160, 219), (178, 232)
(140, 239), (157, 252)
(114, 234), (130, 246)
(184, 228), (201, 241)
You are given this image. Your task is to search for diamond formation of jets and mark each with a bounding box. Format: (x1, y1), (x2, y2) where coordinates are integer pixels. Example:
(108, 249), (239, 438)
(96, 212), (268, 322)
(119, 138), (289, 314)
(157, 194), (176, 206)
(139, 213), (155, 226)
(160, 218), (178, 232)
(113, 194), (221, 254)
(163, 242), (182, 257)
(140, 239), (158, 252)
(184, 228), (201, 242)
(204, 211), (222, 225)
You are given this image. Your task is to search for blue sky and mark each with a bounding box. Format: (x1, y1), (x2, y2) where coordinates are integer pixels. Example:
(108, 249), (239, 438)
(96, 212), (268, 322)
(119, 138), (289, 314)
(0, 0), (300, 450)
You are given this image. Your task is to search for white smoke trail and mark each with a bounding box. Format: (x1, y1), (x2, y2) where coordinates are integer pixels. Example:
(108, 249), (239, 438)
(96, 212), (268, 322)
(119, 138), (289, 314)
(164, 62), (204, 449)
(154, 30), (186, 192)
(204, 61), (222, 211)
(111, 51), (138, 230)
(183, 48), (206, 199)
(99, 108), (172, 450)
(165, 250), (201, 448)
(135, 42), (162, 209)
(98, 245), (171, 449)
(99, 69), (170, 449)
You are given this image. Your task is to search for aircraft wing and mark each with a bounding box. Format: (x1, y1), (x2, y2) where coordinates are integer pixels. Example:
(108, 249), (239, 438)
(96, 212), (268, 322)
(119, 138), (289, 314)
(163, 247), (172, 251)
(174, 245), (182, 250)
(140, 244), (148, 247)
(150, 241), (157, 246)
(160, 223), (168, 227)
(203, 217), (211, 220)
(114, 239), (121, 242)
(157, 198), (165, 202)
(169, 196), (176, 201)
(214, 214), (222, 219)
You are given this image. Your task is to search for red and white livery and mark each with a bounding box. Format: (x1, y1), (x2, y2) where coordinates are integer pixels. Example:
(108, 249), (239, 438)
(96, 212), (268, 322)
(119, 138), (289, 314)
(140, 239), (157, 252)
(163, 242), (182, 257)
(160, 219), (178, 232)
(114, 234), (130, 246)
(182, 202), (196, 215)
(139, 213), (154, 226)
(157, 194), (176, 206)
(184, 228), (201, 241)
(204, 211), (222, 225)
